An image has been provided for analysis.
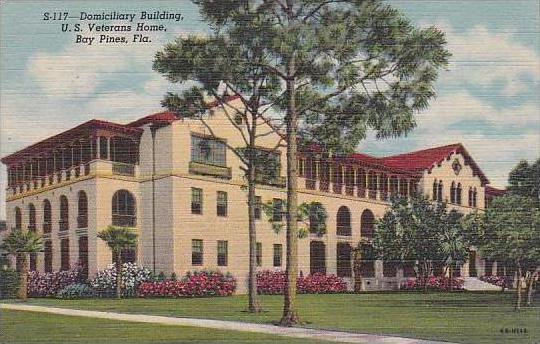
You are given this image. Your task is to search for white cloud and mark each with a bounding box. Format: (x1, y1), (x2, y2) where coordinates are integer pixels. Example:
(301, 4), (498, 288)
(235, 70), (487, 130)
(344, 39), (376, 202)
(437, 23), (540, 95)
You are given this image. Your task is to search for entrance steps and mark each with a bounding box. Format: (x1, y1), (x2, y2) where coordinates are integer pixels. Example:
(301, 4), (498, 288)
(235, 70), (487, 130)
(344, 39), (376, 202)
(463, 277), (501, 291)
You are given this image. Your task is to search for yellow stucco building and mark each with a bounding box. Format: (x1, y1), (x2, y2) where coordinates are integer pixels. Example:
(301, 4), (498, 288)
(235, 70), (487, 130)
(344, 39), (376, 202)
(1, 98), (505, 292)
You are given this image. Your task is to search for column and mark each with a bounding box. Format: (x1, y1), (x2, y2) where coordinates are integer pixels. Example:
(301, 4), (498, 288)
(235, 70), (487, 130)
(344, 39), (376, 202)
(406, 179), (410, 198)
(397, 177), (401, 196)
(106, 137), (111, 160)
(95, 136), (101, 160)
(376, 173), (381, 200)
(352, 168), (357, 195)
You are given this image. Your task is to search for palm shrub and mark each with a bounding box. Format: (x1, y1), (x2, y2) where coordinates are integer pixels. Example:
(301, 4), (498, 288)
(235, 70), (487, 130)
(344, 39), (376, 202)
(0, 230), (43, 299)
(97, 226), (137, 298)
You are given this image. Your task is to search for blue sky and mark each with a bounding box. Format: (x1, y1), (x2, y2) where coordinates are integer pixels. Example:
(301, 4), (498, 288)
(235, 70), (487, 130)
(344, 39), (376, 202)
(1, 0), (539, 219)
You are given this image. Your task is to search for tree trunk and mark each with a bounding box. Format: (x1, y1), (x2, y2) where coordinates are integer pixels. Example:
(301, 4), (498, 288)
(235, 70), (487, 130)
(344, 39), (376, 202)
(449, 266), (453, 292)
(115, 251), (122, 299)
(423, 261), (429, 293)
(17, 253), (28, 300)
(247, 161), (261, 313)
(280, 51), (300, 327)
(515, 264), (522, 311)
(525, 271), (536, 307)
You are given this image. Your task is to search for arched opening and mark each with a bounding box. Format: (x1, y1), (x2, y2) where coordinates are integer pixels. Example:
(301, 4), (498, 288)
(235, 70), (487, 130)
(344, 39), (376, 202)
(59, 195), (69, 231)
(28, 203), (36, 232)
(468, 187), (473, 206)
(473, 187), (478, 207)
(432, 180), (438, 201)
(310, 241), (326, 274)
(44, 241), (53, 273)
(78, 236), (89, 279)
(456, 183), (462, 205)
(360, 209), (375, 239)
(450, 182), (456, 203)
(14, 207), (22, 230)
(43, 199), (52, 233)
(336, 242), (352, 277)
(356, 168), (367, 197)
(437, 181), (443, 202)
(77, 191), (88, 228)
(60, 238), (70, 271)
(112, 190), (136, 227)
(336, 206), (351, 236)
(359, 243), (375, 277)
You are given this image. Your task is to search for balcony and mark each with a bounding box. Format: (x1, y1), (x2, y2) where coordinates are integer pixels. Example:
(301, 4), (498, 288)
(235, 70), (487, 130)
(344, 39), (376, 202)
(345, 185), (354, 196)
(189, 161), (232, 179)
(112, 214), (136, 227)
(255, 174), (286, 188)
(112, 162), (136, 176)
(305, 179), (316, 190)
(333, 183), (343, 194)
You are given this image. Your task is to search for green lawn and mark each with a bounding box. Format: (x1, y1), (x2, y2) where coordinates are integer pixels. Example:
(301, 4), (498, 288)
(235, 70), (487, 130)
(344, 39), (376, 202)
(1, 310), (332, 344)
(8, 292), (540, 344)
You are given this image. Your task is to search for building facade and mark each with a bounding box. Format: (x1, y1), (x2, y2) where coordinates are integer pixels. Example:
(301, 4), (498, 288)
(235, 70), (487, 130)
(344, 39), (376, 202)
(1, 98), (505, 292)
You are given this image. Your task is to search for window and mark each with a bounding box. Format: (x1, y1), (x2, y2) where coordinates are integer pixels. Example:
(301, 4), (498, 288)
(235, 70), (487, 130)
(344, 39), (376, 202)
(468, 187), (473, 206)
(254, 196), (262, 220)
(192, 239), (203, 265)
(437, 181), (443, 202)
(432, 180), (438, 201)
(28, 203), (36, 232)
(59, 195), (69, 231)
(44, 241), (53, 273)
(336, 206), (351, 236)
(254, 149), (280, 181)
(256, 242), (262, 267)
(43, 199), (52, 233)
(78, 191), (88, 228)
(14, 207), (21, 230)
(450, 182), (456, 204)
(99, 137), (108, 160)
(217, 241), (228, 266)
(217, 191), (227, 217)
(78, 236), (89, 280)
(60, 238), (70, 271)
(473, 187), (477, 207)
(112, 190), (136, 227)
(360, 209), (375, 239)
(336, 242), (352, 277)
(272, 199), (283, 222)
(191, 135), (226, 167)
(456, 183), (462, 205)
(191, 188), (203, 214)
(273, 244), (282, 267)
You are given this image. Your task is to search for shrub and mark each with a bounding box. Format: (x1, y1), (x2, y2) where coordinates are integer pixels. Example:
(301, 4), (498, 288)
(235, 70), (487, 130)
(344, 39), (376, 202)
(90, 263), (152, 297)
(0, 269), (20, 299)
(28, 266), (83, 297)
(137, 270), (236, 298)
(480, 275), (510, 288)
(170, 272), (177, 281)
(56, 283), (95, 299)
(257, 270), (348, 295)
(400, 276), (464, 291)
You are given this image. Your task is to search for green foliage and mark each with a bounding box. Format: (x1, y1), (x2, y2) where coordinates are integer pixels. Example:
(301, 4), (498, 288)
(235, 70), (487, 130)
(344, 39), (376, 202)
(508, 158), (540, 207)
(170, 272), (178, 281)
(157, 272), (166, 282)
(97, 226), (138, 254)
(0, 230), (43, 256)
(56, 283), (95, 299)
(373, 195), (467, 276)
(477, 195), (540, 270)
(0, 269), (20, 299)
(262, 201), (327, 237)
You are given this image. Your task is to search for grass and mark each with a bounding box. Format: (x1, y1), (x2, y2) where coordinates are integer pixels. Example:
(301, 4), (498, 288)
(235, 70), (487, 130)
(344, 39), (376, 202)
(7, 292), (540, 344)
(1, 310), (332, 344)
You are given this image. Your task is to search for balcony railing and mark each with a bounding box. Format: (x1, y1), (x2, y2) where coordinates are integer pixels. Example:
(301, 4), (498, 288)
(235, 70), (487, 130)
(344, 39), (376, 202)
(345, 185), (354, 196)
(368, 189), (377, 199)
(305, 179), (316, 190)
(189, 161), (232, 179)
(333, 183), (343, 194)
(357, 187), (366, 198)
(255, 174), (286, 188)
(59, 219), (69, 231)
(319, 181), (329, 192)
(77, 215), (88, 229)
(112, 214), (136, 227)
(112, 162), (136, 176)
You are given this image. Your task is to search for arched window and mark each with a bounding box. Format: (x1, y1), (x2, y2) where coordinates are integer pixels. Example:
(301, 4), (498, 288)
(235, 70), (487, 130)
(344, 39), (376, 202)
(28, 203), (36, 232)
(336, 206), (351, 236)
(14, 207), (22, 230)
(473, 187), (477, 207)
(450, 182), (456, 204)
(43, 199), (52, 233)
(77, 191), (88, 228)
(468, 187), (473, 206)
(437, 181), (443, 202)
(44, 240), (53, 273)
(456, 183), (462, 205)
(310, 241), (326, 274)
(59, 195), (69, 231)
(360, 209), (375, 239)
(112, 190), (136, 227)
(432, 180), (438, 201)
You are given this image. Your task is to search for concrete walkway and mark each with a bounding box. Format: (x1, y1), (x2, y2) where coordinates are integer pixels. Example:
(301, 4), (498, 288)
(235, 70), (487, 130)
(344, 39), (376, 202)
(1, 303), (454, 344)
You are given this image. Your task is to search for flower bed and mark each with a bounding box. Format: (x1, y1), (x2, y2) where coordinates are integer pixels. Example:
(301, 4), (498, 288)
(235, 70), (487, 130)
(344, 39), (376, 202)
(91, 263), (152, 297)
(400, 276), (464, 291)
(28, 267), (82, 297)
(479, 275), (509, 288)
(137, 270), (236, 298)
(56, 283), (96, 299)
(257, 270), (347, 295)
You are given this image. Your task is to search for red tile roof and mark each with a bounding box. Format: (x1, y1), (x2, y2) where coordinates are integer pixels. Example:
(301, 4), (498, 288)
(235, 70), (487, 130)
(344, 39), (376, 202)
(127, 111), (178, 127)
(1, 119), (143, 165)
